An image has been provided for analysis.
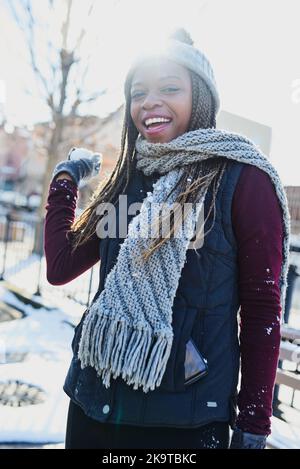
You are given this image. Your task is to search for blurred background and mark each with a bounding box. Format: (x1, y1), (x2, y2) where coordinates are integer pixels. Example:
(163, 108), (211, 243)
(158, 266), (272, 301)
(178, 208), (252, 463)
(0, 0), (299, 449)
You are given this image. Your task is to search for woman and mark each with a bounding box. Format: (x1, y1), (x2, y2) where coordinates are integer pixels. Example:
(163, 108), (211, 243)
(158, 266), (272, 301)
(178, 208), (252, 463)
(44, 28), (290, 449)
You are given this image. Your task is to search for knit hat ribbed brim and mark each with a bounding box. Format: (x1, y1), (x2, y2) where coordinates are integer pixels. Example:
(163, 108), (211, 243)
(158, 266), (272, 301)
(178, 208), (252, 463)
(124, 37), (221, 114)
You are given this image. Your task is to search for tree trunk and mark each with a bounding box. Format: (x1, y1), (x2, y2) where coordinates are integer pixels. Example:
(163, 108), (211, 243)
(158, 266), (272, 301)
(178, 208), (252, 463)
(33, 116), (65, 254)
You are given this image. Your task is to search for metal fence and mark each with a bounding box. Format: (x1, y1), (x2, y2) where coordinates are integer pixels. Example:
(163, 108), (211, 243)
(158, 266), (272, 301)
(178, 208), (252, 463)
(0, 206), (99, 313)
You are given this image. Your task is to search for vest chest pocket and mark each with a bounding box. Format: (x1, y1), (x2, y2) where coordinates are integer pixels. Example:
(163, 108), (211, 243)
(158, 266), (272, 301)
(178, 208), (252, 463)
(158, 301), (202, 393)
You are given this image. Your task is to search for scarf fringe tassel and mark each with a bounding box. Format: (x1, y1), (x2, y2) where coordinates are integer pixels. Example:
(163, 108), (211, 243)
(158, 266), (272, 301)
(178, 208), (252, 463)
(77, 312), (173, 393)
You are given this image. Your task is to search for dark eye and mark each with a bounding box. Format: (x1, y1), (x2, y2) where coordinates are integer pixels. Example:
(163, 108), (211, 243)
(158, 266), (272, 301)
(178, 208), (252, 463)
(163, 87), (179, 92)
(131, 91), (145, 99)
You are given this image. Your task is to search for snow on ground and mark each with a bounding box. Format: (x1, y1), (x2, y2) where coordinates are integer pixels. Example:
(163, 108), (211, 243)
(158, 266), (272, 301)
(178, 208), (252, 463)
(0, 246), (100, 320)
(0, 356), (71, 443)
(0, 283), (75, 444)
(268, 414), (300, 449)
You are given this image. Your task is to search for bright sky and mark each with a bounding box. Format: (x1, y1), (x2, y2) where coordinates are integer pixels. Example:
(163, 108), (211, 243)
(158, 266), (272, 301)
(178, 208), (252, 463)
(0, 0), (299, 185)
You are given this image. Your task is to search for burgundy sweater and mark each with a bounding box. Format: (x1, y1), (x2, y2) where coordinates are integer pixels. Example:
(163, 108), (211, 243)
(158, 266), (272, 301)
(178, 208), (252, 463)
(44, 164), (283, 436)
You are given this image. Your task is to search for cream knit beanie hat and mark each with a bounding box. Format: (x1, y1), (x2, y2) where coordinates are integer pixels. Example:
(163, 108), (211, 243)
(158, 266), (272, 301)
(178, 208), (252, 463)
(124, 28), (221, 114)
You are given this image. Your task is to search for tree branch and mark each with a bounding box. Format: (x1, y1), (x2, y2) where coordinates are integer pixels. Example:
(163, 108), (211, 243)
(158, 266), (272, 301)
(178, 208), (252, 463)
(70, 88), (107, 116)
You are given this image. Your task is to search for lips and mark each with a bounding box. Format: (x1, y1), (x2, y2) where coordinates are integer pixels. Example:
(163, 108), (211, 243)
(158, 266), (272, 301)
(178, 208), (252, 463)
(142, 115), (172, 126)
(143, 121), (172, 136)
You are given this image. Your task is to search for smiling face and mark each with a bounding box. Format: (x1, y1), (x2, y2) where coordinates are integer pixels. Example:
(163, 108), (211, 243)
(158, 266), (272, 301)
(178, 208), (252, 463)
(130, 58), (193, 143)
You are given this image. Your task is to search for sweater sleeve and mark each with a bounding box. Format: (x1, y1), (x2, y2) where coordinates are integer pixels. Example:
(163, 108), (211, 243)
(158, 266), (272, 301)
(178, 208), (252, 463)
(44, 178), (100, 285)
(231, 164), (284, 436)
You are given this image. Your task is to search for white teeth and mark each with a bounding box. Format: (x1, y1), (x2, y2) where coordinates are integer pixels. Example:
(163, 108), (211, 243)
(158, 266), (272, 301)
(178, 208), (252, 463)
(145, 117), (171, 127)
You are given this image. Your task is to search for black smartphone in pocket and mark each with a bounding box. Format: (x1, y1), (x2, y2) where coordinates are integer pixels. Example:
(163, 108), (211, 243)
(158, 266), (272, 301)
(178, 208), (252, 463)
(184, 338), (208, 386)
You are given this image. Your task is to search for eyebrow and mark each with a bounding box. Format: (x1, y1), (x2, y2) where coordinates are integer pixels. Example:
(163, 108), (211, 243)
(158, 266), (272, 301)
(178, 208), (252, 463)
(131, 75), (181, 88)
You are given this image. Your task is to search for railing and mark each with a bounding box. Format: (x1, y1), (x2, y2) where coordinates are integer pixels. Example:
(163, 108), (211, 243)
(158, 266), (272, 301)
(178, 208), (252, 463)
(0, 207), (99, 313)
(276, 326), (300, 408)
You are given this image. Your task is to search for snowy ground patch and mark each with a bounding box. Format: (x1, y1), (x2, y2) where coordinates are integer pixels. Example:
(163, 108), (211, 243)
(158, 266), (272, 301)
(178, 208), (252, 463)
(0, 283), (76, 444)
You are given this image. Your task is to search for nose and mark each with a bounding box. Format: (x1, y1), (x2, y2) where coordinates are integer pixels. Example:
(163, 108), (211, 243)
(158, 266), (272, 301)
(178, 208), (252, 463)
(141, 92), (163, 110)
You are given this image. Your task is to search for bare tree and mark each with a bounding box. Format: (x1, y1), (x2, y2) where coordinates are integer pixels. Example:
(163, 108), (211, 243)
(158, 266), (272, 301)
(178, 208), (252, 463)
(7, 0), (114, 251)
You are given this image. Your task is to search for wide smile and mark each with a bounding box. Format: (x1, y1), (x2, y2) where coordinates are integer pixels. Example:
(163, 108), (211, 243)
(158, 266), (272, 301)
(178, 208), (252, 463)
(142, 119), (173, 136)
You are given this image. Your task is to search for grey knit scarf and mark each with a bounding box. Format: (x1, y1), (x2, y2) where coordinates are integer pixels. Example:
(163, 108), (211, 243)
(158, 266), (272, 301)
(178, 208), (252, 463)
(78, 127), (291, 393)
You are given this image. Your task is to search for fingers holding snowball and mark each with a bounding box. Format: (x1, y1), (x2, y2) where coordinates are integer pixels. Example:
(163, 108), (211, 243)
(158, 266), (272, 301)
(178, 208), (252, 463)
(67, 147), (102, 176)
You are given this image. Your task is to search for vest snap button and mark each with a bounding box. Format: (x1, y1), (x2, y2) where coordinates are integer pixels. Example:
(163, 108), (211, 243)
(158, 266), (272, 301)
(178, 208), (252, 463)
(102, 404), (110, 414)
